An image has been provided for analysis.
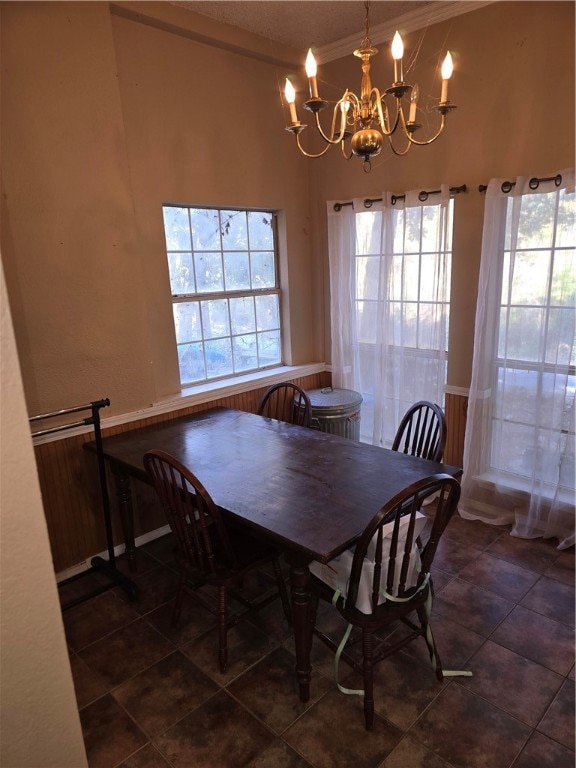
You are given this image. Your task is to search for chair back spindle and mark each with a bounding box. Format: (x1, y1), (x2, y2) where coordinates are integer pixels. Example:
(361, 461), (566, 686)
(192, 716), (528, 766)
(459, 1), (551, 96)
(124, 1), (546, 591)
(392, 401), (447, 462)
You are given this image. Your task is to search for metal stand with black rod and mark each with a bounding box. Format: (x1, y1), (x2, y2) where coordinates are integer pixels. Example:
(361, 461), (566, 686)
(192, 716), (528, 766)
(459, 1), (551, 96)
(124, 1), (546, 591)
(29, 398), (138, 610)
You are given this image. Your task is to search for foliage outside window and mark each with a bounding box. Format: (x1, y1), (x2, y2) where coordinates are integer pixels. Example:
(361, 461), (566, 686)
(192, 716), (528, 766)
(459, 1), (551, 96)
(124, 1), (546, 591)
(162, 206), (282, 386)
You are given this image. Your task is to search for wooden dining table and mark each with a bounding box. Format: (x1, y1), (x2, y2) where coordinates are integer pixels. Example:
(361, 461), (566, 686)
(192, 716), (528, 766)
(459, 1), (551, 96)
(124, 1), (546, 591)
(93, 406), (462, 702)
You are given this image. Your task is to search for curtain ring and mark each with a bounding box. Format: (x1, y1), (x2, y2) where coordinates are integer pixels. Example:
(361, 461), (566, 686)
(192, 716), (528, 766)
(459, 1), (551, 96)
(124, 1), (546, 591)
(418, 191), (429, 202)
(528, 177), (540, 190)
(333, 203), (343, 212)
(363, 199), (373, 209)
(391, 195), (398, 206)
(554, 174), (562, 187)
(501, 181), (513, 193)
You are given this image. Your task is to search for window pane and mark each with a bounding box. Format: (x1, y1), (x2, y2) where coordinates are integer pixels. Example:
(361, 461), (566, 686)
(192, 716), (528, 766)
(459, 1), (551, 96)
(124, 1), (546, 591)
(515, 193), (556, 249)
(419, 303), (447, 350)
(258, 330), (281, 366)
(224, 251), (250, 290)
(509, 250), (551, 306)
(248, 211), (274, 249)
(546, 308), (576, 364)
(233, 333), (258, 371)
(178, 342), (205, 384)
(173, 302), (201, 344)
(250, 251), (275, 288)
(195, 252), (223, 293)
(229, 296), (255, 334)
(499, 307), (544, 361)
(551, 249), (575, 306)
(201, 299), (229, 339)
(356, 300), (377, 344)
(168, 253), (195, 295)
(221, 210), (248, 249)
(420, 207), (440, 253)
(163, 207), (191, 250)
(255, 294), (279, 331)
(556, 194), (576, 247)
(190, 208), (221, 250)
(205, 338), (232, 378)
(355, 211), (382, 255)
(401, 253), (419, 301)
(356, 256), (379, 301)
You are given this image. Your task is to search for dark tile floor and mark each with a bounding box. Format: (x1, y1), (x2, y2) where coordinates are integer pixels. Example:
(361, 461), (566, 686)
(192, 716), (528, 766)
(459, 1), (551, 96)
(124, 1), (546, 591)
(61, 514), (575, 768)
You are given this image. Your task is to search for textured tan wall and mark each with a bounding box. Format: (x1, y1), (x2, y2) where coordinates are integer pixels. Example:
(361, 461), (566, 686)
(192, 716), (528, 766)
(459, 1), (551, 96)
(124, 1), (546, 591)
(1, 1), (319, 420)
(0, 263), (88, 767)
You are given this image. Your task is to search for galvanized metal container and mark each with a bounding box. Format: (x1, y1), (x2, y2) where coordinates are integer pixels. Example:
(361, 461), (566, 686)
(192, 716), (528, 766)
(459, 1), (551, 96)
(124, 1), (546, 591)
(307, 387), (363, 441)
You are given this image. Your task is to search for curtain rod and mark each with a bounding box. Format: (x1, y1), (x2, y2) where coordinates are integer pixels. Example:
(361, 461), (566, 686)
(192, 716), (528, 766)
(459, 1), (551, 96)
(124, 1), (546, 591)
(478, 173), (562, 194)
(332, 184), (467, 212)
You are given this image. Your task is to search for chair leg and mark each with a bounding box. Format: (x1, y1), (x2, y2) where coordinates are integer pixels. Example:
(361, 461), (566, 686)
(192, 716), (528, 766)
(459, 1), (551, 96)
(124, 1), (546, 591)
(272, 558), (291, 623)
(362, 629), (375, 730)
(218, 586), (228, 673)
(417, 604), (443, 681)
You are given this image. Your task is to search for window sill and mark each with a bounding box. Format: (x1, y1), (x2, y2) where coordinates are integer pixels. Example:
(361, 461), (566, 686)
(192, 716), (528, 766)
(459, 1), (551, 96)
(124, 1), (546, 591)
(152, 363), (327, 413)
(32, 363), (328, 445)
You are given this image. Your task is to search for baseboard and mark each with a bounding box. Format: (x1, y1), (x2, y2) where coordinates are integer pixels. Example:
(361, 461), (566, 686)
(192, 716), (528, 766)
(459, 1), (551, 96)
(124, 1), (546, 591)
(55, 524), (172, 583)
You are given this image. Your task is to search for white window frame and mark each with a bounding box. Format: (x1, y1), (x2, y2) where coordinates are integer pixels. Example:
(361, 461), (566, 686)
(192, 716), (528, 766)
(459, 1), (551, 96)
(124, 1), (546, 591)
(162, 205), (283, 387)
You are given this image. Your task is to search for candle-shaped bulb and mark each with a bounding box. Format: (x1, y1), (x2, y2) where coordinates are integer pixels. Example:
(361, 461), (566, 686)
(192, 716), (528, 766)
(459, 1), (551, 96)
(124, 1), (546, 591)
(391, 31), (404, 83)
(305, 49), (319, 98)
(409, 83), (419, 122)
(441, 51), (453, 103)
(339, 99), (350, 133)
(305, 49), (317, 77)
(284, 78), (298, 124)
(391, 31), (404, 60)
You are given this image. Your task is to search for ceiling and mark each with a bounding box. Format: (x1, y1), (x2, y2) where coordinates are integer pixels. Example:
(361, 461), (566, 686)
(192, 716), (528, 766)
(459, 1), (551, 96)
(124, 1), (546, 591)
(174, 1), (443, 52)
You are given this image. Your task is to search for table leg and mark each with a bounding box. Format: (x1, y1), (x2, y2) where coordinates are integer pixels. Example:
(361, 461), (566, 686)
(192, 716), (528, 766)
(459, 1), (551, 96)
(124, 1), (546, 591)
(288, 558), (313, 702)
(111, 468), (136, 568)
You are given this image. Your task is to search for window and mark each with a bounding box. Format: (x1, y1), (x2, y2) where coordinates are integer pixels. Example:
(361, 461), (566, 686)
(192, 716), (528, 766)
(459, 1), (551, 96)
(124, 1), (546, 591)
(461, 169), (575, 549)
(328, 189), (453, 448)
(492, 187), (575, 489)
(162, 206), (282, 386)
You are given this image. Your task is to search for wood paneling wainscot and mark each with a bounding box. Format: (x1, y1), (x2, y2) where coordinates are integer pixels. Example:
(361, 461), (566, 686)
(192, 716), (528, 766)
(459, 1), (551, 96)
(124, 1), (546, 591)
(444, 391), (468, 469)
(34, 372), (332, 574)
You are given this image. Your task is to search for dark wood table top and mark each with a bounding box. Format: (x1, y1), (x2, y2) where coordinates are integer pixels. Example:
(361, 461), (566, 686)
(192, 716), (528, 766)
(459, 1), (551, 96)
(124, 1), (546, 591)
(98, 407), (462, 564)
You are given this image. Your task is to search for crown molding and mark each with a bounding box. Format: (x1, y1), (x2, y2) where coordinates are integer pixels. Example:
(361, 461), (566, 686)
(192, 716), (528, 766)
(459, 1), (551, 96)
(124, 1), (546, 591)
(317, 1), (496, 64)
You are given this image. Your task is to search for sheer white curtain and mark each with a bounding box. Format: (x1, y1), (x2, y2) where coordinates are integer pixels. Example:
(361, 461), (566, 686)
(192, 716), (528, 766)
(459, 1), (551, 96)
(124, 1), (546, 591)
(461, 169), (575, 549)
(327, 188), (452, 448)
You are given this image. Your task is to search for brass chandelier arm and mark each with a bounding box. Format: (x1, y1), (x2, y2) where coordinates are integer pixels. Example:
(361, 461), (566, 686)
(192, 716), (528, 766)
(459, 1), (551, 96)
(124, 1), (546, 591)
(387, 132), (413, 156)
(374, 91), (398, 136)
(312, 106), (349, 145)
(404, 112), (448, 146)
(294, 132), (333, 158)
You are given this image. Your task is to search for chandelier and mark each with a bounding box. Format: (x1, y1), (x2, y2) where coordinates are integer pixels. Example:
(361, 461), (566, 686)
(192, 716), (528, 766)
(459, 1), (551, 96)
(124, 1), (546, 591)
(283, 0), (456, 172)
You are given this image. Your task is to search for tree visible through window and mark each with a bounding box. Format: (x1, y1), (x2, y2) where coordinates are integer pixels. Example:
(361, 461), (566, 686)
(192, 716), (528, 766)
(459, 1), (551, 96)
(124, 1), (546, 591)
(162, 206), (282, 385)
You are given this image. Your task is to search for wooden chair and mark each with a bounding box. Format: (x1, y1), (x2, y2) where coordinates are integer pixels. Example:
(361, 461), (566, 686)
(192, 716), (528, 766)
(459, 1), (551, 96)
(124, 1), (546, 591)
(309, 473), (461, 730)
(392, 401), (447, 462)
(143, 449), (291, 673)
(257, 382), (312, 427)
